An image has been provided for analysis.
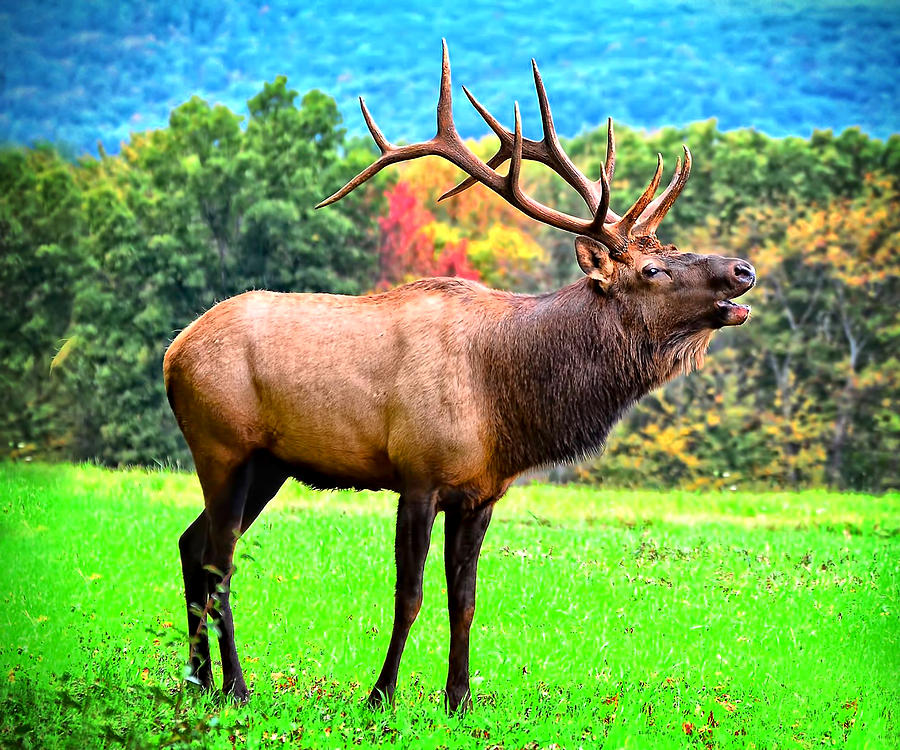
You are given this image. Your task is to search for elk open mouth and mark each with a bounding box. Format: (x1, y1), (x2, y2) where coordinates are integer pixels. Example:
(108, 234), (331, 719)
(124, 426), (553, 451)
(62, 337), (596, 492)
(715, 299), (751, 326)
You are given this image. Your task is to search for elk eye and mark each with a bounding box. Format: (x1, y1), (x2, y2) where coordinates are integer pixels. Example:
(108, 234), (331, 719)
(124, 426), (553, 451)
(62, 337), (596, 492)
(643, 266), (661, 277)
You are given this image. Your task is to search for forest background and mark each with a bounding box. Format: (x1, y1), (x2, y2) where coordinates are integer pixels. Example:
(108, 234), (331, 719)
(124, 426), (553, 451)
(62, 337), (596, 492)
(1, 2), (898, 492)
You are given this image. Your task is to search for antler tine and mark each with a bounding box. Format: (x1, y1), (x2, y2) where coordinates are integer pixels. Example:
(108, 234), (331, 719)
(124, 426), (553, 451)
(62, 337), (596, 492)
(437, 85), (514, 202)
(316, 97), (402, 208)
(531, 59), (606, 215)
(508, 102), (524, 195)
(360, 97), (391, 153)
(589, 118), (621, 222)
(583, 160), (629, 254)
(617, 153), (663, 234)
(634, 145), (692, 235)
(436, 39), (455, 136)
(531, 60), (557, 141)
(604, 118), (616, 183)
(462, 85), (509, 141)
(587, 157), (612, 231)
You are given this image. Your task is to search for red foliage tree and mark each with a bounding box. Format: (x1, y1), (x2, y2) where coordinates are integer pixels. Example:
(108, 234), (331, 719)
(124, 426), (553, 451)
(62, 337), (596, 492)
(432, 235), (479, 281)
(377, 181), (479, 289)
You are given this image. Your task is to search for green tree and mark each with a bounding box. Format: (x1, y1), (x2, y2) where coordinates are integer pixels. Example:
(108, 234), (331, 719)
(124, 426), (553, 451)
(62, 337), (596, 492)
(0, 145), (86, 458)
(237, 78), (376, 294)
(2, 79), (379, 466)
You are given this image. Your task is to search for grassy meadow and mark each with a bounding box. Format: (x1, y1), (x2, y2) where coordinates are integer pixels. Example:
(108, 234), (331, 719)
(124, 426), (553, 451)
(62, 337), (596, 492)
(0, 462), (898, 748)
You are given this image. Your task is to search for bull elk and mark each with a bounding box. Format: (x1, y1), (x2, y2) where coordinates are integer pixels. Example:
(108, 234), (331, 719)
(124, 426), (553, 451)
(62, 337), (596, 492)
(163, 42), (755, 711)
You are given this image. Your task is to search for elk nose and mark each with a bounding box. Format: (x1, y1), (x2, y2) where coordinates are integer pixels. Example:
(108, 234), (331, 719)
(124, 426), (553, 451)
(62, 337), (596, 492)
(732, 261), (756, 287)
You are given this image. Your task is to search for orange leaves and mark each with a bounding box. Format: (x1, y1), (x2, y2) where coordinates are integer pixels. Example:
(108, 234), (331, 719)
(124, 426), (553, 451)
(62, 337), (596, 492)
(371, 136), (553, 291)
(468, 224), (548, 289)
(271, 671), (298, 691)
(715, 694), (738, 713)
(682, 710), (719, 742)
(395, 137), (536, 236)
(377, 158), (551, 290)
(782, 174), (900, 290)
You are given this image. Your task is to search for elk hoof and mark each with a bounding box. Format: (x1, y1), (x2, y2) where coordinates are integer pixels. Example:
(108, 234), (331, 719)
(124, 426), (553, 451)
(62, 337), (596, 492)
(224, 679), (250, 703)
(445, 689), (473, 714)
(184, 668), (214, 692)
(367, 687), (392, 710)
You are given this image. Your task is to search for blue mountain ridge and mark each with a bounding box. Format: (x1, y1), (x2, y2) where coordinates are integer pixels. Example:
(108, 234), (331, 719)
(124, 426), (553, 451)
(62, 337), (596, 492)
(1, 0), (898, 156)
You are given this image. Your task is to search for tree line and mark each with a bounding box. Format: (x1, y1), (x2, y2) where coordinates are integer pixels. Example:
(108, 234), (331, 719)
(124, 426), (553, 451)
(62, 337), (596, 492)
(2, 78), (898, 490)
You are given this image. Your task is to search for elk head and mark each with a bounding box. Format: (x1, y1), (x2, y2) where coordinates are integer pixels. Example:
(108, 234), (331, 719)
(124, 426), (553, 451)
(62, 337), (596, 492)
(318, 41), (755, 351)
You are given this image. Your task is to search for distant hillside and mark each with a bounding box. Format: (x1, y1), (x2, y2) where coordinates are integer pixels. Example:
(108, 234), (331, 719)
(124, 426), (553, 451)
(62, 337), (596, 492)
(1, 0), (898, 156)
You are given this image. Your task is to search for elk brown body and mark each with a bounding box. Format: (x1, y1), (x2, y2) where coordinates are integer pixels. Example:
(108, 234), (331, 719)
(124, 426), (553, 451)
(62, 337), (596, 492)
(164, 42), (755, 711)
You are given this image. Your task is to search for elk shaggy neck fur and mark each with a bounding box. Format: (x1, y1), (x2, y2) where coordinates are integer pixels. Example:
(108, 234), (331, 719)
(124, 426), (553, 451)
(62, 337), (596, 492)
(471, 277), (713, 476)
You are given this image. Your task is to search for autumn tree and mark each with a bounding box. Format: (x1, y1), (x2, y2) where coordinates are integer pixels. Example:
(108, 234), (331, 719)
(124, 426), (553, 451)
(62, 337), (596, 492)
(594, 175), (900, 491)
(386, 147), (550, 291)
(376, 181), (478, 289)
(768, 176), (900, 488)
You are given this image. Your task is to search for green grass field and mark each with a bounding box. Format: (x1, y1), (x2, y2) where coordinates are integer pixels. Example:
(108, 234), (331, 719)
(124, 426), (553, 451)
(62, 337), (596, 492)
(0, 463), (898, 749)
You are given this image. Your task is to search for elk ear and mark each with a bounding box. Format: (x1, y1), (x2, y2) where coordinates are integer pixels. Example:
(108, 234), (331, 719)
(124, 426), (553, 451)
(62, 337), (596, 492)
(575, 236), (616, 290)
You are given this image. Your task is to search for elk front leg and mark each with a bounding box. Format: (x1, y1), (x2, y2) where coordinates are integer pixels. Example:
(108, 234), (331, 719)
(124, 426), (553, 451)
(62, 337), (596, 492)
(369, 492), (438, 707)
(443, 501), (494, 713)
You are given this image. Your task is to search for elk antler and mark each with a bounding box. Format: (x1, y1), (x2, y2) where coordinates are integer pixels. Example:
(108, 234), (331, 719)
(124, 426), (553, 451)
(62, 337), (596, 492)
(438, 64), (614, 216)
(633, 147), (692, 236)
(316, 41), (690, 255)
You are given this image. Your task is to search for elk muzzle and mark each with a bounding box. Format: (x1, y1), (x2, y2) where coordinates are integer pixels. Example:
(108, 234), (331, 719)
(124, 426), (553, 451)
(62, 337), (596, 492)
(715, 259), (756, 326)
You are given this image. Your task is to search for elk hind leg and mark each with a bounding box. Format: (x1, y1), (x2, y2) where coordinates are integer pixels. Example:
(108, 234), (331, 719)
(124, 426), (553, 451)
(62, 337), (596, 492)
(369, 490), (438, 707)
(179, 511), (212, 689)
(201, 452), (288, 701)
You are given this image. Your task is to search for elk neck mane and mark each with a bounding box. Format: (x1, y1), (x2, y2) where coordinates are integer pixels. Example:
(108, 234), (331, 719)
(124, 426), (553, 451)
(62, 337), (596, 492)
(471, 277), (713, 476)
